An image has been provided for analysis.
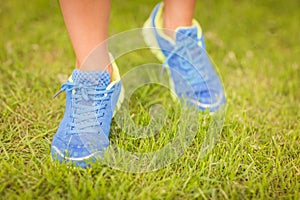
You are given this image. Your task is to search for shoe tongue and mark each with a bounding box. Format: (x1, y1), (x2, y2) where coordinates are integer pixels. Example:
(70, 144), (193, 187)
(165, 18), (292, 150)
(72, 69), (110, 87)
(175, 25), (198, 42)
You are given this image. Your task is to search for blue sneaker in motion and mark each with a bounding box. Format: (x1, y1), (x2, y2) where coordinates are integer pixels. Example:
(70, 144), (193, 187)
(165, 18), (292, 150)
(51, 61), (123, 168)
(143, 2), (226, 112)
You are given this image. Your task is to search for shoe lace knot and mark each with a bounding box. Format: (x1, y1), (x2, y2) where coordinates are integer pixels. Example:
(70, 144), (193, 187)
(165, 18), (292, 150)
(53, 81), (114, 135)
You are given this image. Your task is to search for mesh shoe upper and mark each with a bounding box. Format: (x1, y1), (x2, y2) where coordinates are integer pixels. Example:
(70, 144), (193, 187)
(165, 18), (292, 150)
(144, 2), (226, 112)
(51, 68), (122, 167)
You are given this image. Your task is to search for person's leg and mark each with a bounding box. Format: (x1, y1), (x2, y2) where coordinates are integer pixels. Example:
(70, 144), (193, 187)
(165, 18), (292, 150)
(59, 0), (112, 74)
(163, 0), (196, 38)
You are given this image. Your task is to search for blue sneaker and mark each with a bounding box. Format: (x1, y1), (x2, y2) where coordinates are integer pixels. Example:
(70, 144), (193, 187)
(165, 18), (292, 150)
(51, 60), (123, 168)
(143, 2), (226, 112)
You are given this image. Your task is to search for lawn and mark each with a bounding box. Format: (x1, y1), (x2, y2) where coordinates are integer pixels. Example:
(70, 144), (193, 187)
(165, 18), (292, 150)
(0, 0), (299, 199)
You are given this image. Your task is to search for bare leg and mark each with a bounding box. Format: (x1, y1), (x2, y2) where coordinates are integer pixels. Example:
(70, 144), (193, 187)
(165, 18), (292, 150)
(59, 0), (112, 74)
(163, 0), (196, 38)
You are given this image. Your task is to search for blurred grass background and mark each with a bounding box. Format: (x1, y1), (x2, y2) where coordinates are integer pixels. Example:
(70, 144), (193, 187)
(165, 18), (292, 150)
(0, 0), (299, 199)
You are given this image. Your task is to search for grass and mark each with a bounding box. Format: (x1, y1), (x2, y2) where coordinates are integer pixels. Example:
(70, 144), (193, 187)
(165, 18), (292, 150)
(0, 0), (299, 199)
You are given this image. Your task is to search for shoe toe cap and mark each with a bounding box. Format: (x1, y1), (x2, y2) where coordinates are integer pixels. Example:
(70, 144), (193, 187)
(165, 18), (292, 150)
(51, 131), (109, 165)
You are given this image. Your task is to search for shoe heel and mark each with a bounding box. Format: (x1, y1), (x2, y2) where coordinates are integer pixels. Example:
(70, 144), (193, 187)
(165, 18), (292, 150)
(142, 18), (165, 63)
